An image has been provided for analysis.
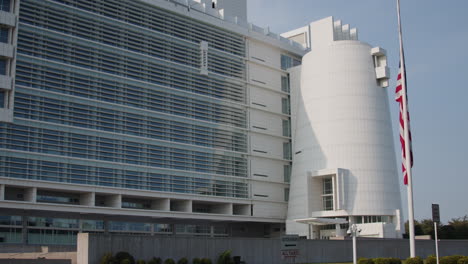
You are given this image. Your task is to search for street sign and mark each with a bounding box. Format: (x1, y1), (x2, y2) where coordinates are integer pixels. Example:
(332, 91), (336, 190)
(432, 204), (440, 223)
(281, 235), (299, 250)
(281, 250), (300, 257)
(280, 235), (300, 261)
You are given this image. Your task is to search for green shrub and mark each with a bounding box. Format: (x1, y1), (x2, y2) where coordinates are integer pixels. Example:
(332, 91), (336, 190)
(178, 258), (189, 264)
(100, 253), (117, 264)
(426, 256), (437, 264)
(148, 258), (162, 264)
(405, 256), (423, 264)
(217, 250), (233, 264)
(192, 258), (201, 264)
(441, 256), (464, 264)
(390, 258), (402, 264)
(374, 258), (391, 264)
(121, 260), (131, 264)
(358, 258), (375, 264)
(136, 260), (146, 264)
(201, 258), (212, 264)
(164, 259), (176, 264)
(115, 252), (135, 264)
(458, 257), (468, 264)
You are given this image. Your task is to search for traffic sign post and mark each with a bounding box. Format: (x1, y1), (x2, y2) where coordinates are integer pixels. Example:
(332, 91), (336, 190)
(432, 204), (440, 223)
(432, 204), (440, 264)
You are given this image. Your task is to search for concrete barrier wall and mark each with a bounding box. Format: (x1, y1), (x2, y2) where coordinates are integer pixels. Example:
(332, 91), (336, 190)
(78, 233), (468, 264)
(0, 245), (76, 253)
(0, 260), (70, 264)
(0, 245), (77, 264)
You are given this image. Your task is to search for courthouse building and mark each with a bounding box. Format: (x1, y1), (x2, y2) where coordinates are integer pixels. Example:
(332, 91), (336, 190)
(0, 0), (402, 245)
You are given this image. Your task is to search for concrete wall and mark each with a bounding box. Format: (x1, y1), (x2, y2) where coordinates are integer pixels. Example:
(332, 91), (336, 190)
(78, 233), (468, 264)
(0, 245), (76, 254)
(0, 246), (75, 264)
(246, 35), (291, 221)
(0, 260), (70, 264)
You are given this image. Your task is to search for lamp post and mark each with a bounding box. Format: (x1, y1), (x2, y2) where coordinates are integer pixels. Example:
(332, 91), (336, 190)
(348, 224), (360, 264)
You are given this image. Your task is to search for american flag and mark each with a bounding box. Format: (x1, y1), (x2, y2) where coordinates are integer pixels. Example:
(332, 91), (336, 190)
(395, 61), (413, 185)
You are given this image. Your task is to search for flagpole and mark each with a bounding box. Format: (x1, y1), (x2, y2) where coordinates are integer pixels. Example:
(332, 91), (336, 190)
(397, 0), (416, 257)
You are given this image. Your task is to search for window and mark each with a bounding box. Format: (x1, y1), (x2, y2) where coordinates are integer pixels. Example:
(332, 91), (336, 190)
(322, 196), (333, 211)
(281, 97), (290, 115)
(282, 119), (291, 137)
(281, 75), (290, 92)
(323, 179), (333, 195)
(284, 188), (290, 202)
(36, 192), (80, 205)
(154, 224), (172, 233)
(0, 59), (7, 75)
(281, 54), (291, 70)
(0, 28), (8, 43)
(355, 216), (388, 224)
(283, 142), (292, 160)
(322, 178), (333, 211)
(0, 0), (10, 12)
(364, 215), (382, 223)
(283, 164), (291, 183)
(0, 91), (5, 108)
(281, 54), (301, 70)
(0, 215), (22, 226)
(81, 220), (104, 231)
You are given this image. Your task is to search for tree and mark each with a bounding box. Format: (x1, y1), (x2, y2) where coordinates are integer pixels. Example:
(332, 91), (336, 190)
(404, 220), (424, 237)
(404, 215), (468, 239)
(446, 216), (468, 239)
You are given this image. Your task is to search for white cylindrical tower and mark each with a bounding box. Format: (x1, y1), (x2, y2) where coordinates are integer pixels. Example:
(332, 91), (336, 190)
(287, 17), (402, 239)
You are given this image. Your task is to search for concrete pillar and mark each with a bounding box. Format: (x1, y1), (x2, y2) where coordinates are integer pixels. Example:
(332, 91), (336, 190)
(80, 192), (95, 206)
(0, 184), (5, 200)
(24, 187), (36, 202)
(22, 215), (28, 244)
(185, 200), (192, 212)
(170, 199), (192, 212)
(233, 204), (250, 215)
(151, 198), (170, 211)
(103, 220), (109, 234)
(106, 194), (121, 208)
(212, 203), (233, 214)
(77, 233), (89, 264)
(210, 226), (215, 238)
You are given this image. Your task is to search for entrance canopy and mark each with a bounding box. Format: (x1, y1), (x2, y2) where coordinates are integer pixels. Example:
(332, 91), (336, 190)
(294, 217), (348, 226)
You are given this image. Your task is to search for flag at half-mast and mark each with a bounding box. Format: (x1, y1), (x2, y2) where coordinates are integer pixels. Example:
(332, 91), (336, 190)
(395, 58), (413, 185)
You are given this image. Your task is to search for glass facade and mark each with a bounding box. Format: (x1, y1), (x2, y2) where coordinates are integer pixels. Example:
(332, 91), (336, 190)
(0, 214), (228, 244)
(0, 0), (250, 199)
(0, 0), (296, 245)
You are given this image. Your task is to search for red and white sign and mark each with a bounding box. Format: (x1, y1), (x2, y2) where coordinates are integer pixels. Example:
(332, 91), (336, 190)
(281, 249), (300, 258)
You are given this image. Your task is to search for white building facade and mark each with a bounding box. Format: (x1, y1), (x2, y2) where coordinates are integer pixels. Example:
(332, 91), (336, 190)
(284, 17), (402, 239)
(0, 0), (401, 245)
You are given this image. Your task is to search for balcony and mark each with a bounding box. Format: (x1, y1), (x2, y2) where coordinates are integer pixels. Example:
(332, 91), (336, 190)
(0, 10), (16, 27)
(0, 75), (12, 90)
(0, 43), (14, 58)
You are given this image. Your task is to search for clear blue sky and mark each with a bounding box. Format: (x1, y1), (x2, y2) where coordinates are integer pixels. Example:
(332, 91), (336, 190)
(248, 0), (468, 224)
